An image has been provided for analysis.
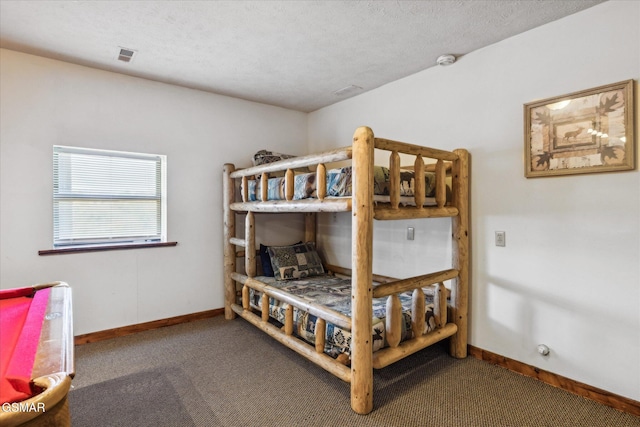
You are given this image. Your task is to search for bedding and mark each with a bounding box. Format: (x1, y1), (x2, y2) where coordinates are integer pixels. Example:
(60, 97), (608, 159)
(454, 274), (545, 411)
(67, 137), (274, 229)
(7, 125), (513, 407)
(267, 242), (325, 280)
(244, 166), (441, 202)
(248, 275), (438, 360)
(252, 149), (309, 177)
(259, 241), (304, 277)
(259, 244), (275, 277)
(253, 149), (296, 167)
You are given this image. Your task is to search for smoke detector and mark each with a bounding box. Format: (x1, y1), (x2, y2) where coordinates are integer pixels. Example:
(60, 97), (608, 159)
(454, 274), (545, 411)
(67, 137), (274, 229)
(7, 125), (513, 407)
(436, 54), (456, 66)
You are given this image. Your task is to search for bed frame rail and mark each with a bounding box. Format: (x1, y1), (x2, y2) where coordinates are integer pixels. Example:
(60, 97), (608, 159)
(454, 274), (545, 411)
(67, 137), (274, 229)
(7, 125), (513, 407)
(373, 136), (458, 219)
(324, 264), (458, 368)
(229, 147), (352, 179)
(231, 273), (352, 331)
(229, 303), (352, 382)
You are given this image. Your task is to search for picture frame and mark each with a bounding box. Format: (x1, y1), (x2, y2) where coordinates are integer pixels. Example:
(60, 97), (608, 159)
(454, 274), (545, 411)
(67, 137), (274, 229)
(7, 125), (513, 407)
(524, 79), (635, 178)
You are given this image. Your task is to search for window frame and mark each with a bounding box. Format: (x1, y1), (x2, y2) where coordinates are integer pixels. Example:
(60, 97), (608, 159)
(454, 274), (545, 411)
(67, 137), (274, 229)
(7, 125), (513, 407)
(40, 145), (175, 255)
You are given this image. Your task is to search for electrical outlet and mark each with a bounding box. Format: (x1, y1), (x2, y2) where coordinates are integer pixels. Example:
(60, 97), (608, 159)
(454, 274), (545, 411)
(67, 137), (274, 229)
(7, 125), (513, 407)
(495, 231), (506, 247)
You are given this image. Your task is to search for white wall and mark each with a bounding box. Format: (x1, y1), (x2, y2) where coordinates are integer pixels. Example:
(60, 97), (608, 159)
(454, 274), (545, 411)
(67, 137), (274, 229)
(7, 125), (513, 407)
(0, 49), (307, 335)
(308, 1), (640, 401)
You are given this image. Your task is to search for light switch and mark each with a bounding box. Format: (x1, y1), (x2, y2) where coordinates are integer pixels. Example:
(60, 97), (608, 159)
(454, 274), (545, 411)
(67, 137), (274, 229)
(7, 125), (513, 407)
(407, 227), (415, 240)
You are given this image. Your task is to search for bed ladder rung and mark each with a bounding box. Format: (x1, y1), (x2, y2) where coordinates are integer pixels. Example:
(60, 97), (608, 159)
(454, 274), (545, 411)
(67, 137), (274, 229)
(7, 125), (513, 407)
(229, 237), (246, 247)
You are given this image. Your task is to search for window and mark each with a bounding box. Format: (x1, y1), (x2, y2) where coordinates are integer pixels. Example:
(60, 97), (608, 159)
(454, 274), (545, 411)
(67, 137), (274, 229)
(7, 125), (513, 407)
(51, 146), (167, 250)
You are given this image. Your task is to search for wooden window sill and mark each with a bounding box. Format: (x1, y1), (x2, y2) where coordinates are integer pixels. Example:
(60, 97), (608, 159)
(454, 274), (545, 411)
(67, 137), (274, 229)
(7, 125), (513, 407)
(38, 241), (178, 256)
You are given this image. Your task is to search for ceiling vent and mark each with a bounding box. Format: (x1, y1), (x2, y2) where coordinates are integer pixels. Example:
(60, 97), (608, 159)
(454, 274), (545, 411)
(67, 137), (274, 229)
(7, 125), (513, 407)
(117, 48), (136, 63)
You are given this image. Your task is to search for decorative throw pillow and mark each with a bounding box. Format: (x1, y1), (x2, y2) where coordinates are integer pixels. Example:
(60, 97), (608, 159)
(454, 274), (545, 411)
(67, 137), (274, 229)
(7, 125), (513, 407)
(260, 241), (303, 277)
(398, 169), (437, 197)
(373, 165), (391, 195)
(252, 149), (296, 167)
(259, 244), (275, 277)
(252, 150), (311, 179)
(325, 165), (390, 197)
(267, 242), (325, 281)
(252, 150), (296, 178)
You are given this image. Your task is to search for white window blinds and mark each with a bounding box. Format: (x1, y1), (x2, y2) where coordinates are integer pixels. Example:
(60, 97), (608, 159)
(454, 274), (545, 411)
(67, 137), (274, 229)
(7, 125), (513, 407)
(53, 146), (167, 248)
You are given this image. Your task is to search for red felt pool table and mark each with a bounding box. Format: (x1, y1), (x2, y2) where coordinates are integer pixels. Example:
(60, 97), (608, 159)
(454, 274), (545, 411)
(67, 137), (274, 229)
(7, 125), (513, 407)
(0, 282), (74, 427)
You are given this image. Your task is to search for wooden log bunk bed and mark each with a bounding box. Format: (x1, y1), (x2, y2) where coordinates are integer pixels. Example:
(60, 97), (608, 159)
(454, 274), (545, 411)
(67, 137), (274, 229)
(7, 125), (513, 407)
(223, 126), (469, 415)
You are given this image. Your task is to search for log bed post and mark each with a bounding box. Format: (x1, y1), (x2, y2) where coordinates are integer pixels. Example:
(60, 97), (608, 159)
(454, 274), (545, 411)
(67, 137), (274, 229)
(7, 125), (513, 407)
(304, 212), (317, 244)
(245, 212), (256, 277)
(223, 164), (236, 320)
(351, 126), (375, 415)
(449, 148), (470, 358)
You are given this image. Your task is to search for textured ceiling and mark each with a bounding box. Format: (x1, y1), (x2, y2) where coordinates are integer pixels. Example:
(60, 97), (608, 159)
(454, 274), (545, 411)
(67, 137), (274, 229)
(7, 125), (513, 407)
(0, 1), (604, 112)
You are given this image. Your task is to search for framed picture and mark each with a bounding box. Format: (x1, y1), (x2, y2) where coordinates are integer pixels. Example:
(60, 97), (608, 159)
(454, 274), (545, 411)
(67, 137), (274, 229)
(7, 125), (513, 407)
(524, 80), (635, 178)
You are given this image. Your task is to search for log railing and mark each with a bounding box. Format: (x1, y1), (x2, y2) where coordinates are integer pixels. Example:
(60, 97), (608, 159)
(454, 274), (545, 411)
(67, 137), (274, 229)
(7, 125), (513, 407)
(372, 269), (458, 298)
(229, 271), (352, 382)
(232, 273), (352, 331)
(229, 147), (352, 179)
(227, 135), (459, 221)
(376, 270), (454, 355)
(230, 264), (457, 376)
(374, 136), (458, 220)
(327, 263), (454, 343)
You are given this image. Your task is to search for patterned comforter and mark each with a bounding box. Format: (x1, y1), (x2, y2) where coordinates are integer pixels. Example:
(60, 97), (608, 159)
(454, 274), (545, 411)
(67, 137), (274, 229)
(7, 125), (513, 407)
(249, 275), (437, 360)
(244, 166), (440, 202)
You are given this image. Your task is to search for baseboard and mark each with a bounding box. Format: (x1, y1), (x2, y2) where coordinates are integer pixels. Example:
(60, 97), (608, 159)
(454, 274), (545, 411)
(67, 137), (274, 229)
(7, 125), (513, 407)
(74, 308), (224, 345)
(468, 345), (640, 417)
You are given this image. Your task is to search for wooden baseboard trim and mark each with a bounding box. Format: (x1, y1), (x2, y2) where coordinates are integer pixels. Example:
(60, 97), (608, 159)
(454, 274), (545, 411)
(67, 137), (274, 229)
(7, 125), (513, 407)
(74, 308), (224, 345)
(468, 345), (640, 417)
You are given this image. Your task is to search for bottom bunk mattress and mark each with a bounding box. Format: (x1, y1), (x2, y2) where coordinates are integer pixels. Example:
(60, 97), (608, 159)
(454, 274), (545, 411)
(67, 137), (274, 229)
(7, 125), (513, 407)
(248, 275), (438, 361)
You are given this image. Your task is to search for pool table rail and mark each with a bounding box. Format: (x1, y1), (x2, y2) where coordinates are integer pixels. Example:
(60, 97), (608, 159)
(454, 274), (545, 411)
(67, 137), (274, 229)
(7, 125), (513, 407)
(31, 283), (74, 381)
(0, 282), (74, 427)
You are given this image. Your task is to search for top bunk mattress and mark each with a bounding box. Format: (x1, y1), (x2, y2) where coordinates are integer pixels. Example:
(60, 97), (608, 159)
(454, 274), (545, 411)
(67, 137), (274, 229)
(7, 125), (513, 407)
(243, 166), (449, 205)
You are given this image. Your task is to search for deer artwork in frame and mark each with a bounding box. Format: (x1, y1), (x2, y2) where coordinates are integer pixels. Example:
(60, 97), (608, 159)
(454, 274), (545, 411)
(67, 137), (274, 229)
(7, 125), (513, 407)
(524, 79), (636, 177)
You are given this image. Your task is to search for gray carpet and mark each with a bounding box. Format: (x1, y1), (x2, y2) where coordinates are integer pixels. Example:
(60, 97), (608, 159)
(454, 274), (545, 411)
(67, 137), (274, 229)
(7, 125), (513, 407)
(70, 316), (640, 426)
(69, 367), (216, 427)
